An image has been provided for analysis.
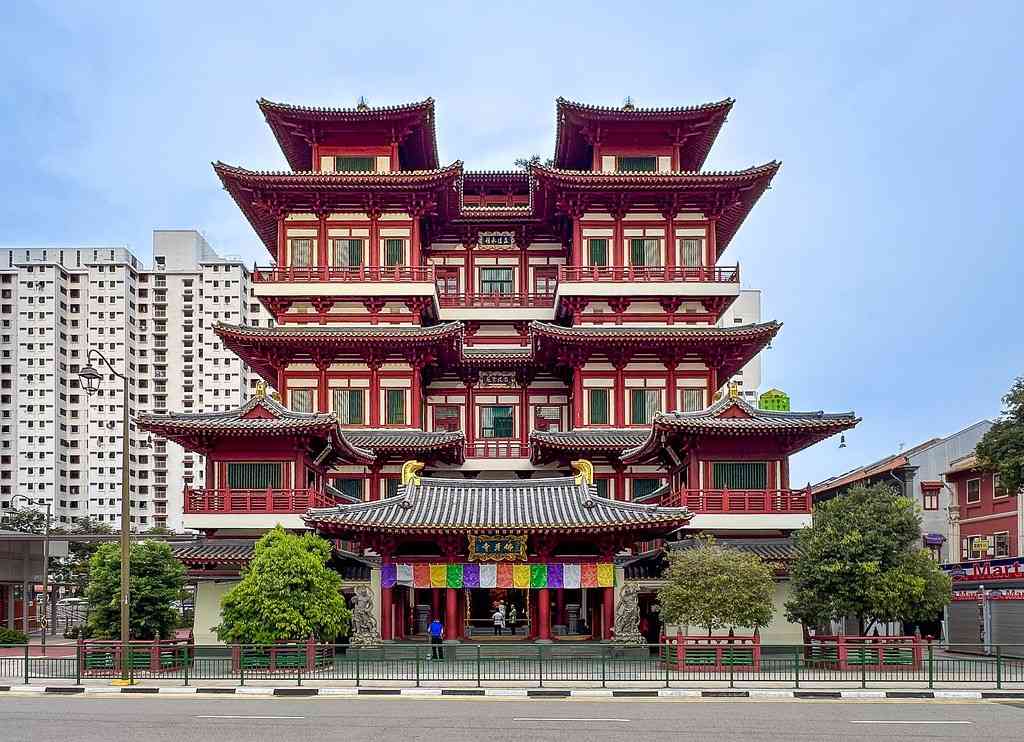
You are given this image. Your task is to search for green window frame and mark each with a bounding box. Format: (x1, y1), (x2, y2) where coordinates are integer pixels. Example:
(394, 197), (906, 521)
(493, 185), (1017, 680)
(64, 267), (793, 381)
(385, 478), (401, 498)
(630, 389), (660, 424)
(617, 156), (658, 172)
(384, 238), (405, 267)
(334, 155), (375, 172)
(385, 389), (406, 425)
(480, 267), (514, 294)
(594, 478), (610, 498)
(632, 478), (663, 500)
(588, 388), (610, 424)
(681, 237), (703, 267)
(334, 478), (363, 501)
(331, 238), (363, 267)
(332, 388), (365, 425)
(226, 462), (282, 489)
(681, 388), (704, 412)
(629, 238), (661, 267)
(481, 405), (514, 438)
(712, 462), (768, 490)
(587, 238), (609, 267)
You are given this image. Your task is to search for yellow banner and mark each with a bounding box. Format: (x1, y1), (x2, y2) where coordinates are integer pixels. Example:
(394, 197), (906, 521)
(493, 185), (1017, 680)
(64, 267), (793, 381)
(430, 564), (448, 588)
(596, 563), (615, 587)
(512, 564), (531, 588)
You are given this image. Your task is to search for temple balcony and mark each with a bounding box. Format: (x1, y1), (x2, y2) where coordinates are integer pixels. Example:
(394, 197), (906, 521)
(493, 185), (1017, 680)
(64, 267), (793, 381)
(661, 487), (812, 530)
(436, 291), (556, 321)
(556, 264), (740, 299)
(182, 486), (334, 530)
(251, 265), (437, 299)
(463, 441), (533, 470)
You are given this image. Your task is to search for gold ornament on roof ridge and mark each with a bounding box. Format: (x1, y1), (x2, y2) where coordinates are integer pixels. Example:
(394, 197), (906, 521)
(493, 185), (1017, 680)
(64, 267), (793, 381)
(401, 460), (425, 486)
(571, 459), (594, 486)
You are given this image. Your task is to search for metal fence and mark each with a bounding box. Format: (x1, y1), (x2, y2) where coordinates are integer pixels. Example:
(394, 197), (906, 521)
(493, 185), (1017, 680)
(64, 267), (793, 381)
(1, 643), (1023, 689)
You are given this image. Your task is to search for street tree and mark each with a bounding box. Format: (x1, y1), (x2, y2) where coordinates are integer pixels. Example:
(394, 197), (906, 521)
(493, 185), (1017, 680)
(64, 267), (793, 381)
(216, 527), (351, 644)
(0, 506), (47, 534)
(514, 154), (554, 170)
(657, 535), (775, 634)
(976, 376), (1024, 496)
(50, 518), (114, 596)
(785, 483), (951, 634)
(85, 540), (185, 640)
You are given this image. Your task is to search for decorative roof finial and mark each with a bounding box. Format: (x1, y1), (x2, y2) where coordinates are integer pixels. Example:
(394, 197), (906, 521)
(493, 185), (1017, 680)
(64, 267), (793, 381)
(571, 459), (594, 486)
(356, 96), (370, 111)
(622, 96), (635, 111)
(401, 460), (425, 486)
(255, 380), (267, 399)
(727, 381), (740, 399)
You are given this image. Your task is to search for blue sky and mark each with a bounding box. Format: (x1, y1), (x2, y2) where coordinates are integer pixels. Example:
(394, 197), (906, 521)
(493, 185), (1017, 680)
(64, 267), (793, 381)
(1, 1), (1021, 484)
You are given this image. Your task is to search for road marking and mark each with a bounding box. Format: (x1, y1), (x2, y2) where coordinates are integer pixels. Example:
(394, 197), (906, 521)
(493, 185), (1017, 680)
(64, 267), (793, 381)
(514, 718), (631, 722)
(196, 715), (305, 720)
(850, 721), (972, 724)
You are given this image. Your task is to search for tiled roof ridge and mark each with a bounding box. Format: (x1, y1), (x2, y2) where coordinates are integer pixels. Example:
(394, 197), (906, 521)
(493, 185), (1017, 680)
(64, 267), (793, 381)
(655, 394), (857, 423)
(556, 96), (735, 116)
(259, 97), (435, 116)
(532, 161), (780, 179)
(529, 319), (782, 337)
(213, 160), (463, 178)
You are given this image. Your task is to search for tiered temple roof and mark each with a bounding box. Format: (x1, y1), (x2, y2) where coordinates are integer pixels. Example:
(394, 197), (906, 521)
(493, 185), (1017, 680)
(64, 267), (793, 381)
(305, 473), (692, 536)
(530, 429), (648, 465)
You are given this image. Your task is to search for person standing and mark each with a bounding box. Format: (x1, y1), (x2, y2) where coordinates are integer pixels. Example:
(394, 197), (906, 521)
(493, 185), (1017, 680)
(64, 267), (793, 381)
(508, 604), (518, 635)
(492, 607), (505, 636)
(428, 616), (444, 660)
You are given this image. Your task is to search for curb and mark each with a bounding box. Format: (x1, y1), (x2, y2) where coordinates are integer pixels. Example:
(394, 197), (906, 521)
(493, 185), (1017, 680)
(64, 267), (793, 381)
(2, 685), (1023, 700)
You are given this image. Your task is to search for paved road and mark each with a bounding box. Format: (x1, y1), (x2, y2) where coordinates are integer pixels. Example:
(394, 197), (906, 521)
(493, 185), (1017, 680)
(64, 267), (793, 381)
(2, 696), (1023, 741)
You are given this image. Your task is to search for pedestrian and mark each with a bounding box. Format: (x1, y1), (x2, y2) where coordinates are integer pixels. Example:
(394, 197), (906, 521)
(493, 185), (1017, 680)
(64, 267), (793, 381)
(428, 616), (444, 660)
(492, 607), (505, 636)
(508, 604), (518, 635)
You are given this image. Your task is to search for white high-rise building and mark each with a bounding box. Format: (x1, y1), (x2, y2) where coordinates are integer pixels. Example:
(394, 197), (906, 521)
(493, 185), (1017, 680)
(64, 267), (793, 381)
(0, 231), (272, 531)
(717, 288), (763, 403)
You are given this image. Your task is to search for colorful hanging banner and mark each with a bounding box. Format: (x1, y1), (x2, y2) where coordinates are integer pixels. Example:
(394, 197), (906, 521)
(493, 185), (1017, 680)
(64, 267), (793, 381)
(381, 563), (615, 590)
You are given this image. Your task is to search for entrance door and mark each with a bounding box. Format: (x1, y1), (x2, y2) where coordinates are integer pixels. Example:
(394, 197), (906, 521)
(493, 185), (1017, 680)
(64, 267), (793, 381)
(468, 588), (528, 638)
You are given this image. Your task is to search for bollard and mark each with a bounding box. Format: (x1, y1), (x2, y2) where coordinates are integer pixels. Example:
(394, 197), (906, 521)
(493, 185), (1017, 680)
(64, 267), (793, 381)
(75, 641), (81, 686)
(415, 645), (421, 687)
(355, 645), (360, 687)
(793, 646), (800, 689)
(537, 644), (543, 688)
(996, 646), (1002, 690)
(476, 645), (481, 688)
(927, 642), (934, 689)
(24, 642), (29, 685)
(601, 645), (607, 688)
(183, 645), (189, 687)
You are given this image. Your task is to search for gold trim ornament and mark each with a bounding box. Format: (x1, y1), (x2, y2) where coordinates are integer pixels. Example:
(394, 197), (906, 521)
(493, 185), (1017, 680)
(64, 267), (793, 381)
(401, 460), (425, 486)
(468, 533), (528, 562)
(571, 459), (594, 486)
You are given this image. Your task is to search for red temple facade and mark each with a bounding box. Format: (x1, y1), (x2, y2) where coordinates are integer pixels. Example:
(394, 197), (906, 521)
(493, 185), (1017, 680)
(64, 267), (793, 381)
(138, 96), (858, 643)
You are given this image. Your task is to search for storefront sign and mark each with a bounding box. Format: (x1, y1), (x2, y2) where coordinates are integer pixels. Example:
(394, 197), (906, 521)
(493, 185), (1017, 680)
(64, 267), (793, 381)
(468, 533), (527, 561)
(990, 589), (1024, 601)
(945, 557), (1024, 583)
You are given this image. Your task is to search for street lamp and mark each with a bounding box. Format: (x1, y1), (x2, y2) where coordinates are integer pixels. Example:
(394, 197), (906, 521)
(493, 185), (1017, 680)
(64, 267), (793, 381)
(78, 348), (132, 684)
(12, 494), (51, 656)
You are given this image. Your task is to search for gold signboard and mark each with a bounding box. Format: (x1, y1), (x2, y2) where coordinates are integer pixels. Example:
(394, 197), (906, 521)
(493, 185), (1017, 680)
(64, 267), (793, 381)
(468, 533), (527, 562)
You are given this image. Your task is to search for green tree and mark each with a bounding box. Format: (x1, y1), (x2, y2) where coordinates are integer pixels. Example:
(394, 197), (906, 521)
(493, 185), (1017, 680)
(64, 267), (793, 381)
(216, 527), (351, 644)
(514, 154), (554, 170)
(657, 535), (775, 634)
(51, 518), (114, 596)
(84, 540), (185, 640)
(976, 376), (1024, 496)
(785, 483), (951, 634)
(1, 506), (47, 534)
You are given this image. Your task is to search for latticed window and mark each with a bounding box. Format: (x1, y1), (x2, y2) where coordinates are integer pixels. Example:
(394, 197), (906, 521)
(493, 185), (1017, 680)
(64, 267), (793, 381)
(587, 239), (609, 266)
(290, 238), (314, 267)
(385, 389), (406, 425)
(681, 238), (703, 267)
(334, 478), (363, 501)
(433, 405), (460, 432)
(384, 239), (405, 267)
(682, 388), (704, 412)
(712, 462), (768, 490)
(480, 267), (514, 294)
(332, 389), (365, 425)
(481, 405), (514, 438)
(289, 389), (314, 413)
(632, 478), (663, 500)
(594, 478), (610, 498)
(226, 462), (282, 489)
(334, 155), (375, 172)
(630, 389), (660, 424)
(617, 156), (657, 172)
(332, 238), (363, 267)
(385, 478), (401, 498)
(629, 238), (661, 266)
(589, 388), (610, 424)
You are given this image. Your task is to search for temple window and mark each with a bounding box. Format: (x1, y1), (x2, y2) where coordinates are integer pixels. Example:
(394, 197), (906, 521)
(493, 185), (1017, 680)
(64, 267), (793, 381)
(480, 267), (514, 295)
(289, 238), (314, 267)
(712, 462), (768, 490)
(594, 478), (610, 498)
(289, 388), (314, 413)
(331, 238), (364, 267)
(334, 155), (376, 172)
(533, 268), (558, 295)
(383, 238), (405, 267)
(681, 237), (703, 267)
(333, 477), (363, 501)
(631, 478), (663, 499)
(616, 156), (658, 172)
(587, 238), (609, 266)
(435, 268), (459, 295)
(385, 478), (401, 498)
(533, 405), (562, 432)
(965, 478), (981, 504)
(629, 389), (660, 424)
(481, 405), (514, 438)
(629, 238), (662, 267)
(226, 462), (282, 490)
(385, 389), (407, 425)
(332, 388), (365, 425)
(432, 404), (460, 432)
(681, 388), (704, 412)
(588, 389), (610, 425)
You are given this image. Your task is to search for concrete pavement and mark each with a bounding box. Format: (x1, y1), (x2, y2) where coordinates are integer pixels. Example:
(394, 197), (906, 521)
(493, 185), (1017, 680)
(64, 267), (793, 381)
(2, 696), (1024, 742)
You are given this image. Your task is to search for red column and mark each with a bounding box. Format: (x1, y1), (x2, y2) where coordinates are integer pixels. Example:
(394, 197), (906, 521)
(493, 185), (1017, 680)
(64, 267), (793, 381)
(465, 244), (475, 298)
(381, 586), (393, 641)
(277, 217), (286, 266)
(410, 213), (421, 267)
(781, 458), (791, 490)
(707, 218), (717, 265)
(572, 365), (584, 428)
(369, 212), (380, 268)
(665, 214), (676, 270)
(613, 215), (624, 266)
(368, 465), (381, 502)
(465, 381), (476, 446)
(572, 217), (582, 267)
(665, 360), (677, 412)
(538, 588), (551, 640)
(519, 387), (528, 447)
(394, 589), (405, 640)
(614, 365), (626, 426)
(369, 364), (380, 426)
(602, 587), (614, 640)
(410, 363), (422, 428)
(317, 365), (329, 413)
(205, 458), (215, 489)
(317, 211), (328, 269)
(445, 587), (459, 640)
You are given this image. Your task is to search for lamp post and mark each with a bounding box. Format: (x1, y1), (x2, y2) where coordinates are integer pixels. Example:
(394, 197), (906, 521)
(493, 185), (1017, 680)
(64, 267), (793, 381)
(78, 349), (132, 683)
(12, 494), (51, 655)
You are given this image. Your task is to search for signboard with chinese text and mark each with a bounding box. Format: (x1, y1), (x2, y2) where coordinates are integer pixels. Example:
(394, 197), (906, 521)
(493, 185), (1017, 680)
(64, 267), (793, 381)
(468, 533), (527, 562)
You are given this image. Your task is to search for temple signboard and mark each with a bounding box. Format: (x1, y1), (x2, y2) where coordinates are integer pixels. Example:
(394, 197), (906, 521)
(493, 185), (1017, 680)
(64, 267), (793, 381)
(468, 533), (527, 561)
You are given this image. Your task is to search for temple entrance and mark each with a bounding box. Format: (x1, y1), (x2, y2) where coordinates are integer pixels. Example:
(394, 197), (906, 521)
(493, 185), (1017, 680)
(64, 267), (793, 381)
(467, 588), (529, 639)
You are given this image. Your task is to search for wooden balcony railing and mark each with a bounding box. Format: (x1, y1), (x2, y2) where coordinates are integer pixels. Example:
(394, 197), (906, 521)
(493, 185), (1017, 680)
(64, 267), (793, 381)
(662, 488), (812, 514)
(184, 487), (335, 514)
(252, 266), (435, 283)
(438, 292), (556, 308)
(558, 265), (740, 283)
(465, 441), (531, 458)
